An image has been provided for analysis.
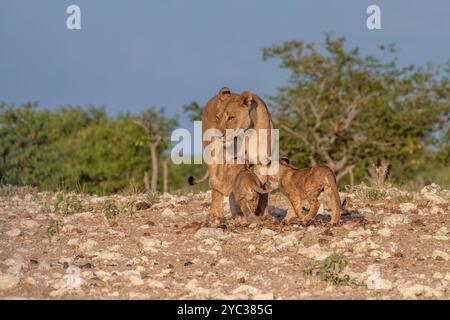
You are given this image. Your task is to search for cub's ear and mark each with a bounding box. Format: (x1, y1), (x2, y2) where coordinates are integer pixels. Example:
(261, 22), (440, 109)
(280, 158), (290, 165)
(239, 91), (254, 108)
(219, 87), (231, 101)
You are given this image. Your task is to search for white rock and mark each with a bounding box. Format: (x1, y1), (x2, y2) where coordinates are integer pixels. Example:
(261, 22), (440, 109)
(24, 194), (34, 202)
(399, 203), (417, 214)
(6, 228), (21, 237)
(161, 208), (175, 217)
(24, 277), (37, 286)
(94, 271), (112, 282)
(127, 275), (144, 286)
(382, 214), (410, 227)
(232, 285), (261, 296)
(379, 279), (393, 291)
(353, 240), (380, 254)
(95, 250), (121, 261)
(67, 238), (79, 247)
(35, 214), (47, 221)
(139, 237), (170, 253)
(273, 232), (300, 249)
(147, 280), (169, 289)
(79, 240), (98, 256)
(297, 244), (331, 261)
(348, 227), (372, 238)
(20, 220), (39, 229)
(430, 206), (444, 215)
(253, 293), (274, 300)
(398, 284), (443, 298)
(432, 250), (449, 261)
(420, 184), (447, 205)
(260, 228), (277, 237)
(0, 273), (20, 290)
(377, 228), (392, 237)
(248, 245), (256, 254)
(195, 228), (233, 240)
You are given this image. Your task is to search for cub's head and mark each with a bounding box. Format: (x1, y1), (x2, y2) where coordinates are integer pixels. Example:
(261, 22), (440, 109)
(216, 90), (255, 142)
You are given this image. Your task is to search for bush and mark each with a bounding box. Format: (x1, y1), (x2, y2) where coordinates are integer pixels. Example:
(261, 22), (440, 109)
(303, 253), (351, 285)
(102, 199), (119, 219)
(54, 193), (84, 214)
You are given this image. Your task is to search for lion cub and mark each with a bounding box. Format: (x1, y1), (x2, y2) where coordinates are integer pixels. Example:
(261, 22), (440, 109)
(277, 158), (342, 225)
(230, 164), (272, 222)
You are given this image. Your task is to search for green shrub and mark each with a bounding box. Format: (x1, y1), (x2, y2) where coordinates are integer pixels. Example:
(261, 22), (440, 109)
(46, 219), (60, 237)
(54, 193), (84, 214)
(303, 253), (351, 285)
(102, 199), (119, 219)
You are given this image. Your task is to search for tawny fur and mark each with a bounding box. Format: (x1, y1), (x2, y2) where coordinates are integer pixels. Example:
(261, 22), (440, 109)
(188, 87), (273, 220)
(230, 165), (272, 223)
(277, 159), (342, 225)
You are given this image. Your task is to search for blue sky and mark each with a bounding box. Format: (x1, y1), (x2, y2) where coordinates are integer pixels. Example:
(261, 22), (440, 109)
(1, 0), (449, 129)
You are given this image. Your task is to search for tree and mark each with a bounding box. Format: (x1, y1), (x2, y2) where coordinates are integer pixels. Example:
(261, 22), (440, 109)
(133, 107), (178, 192)
(263, 35), (449, 186)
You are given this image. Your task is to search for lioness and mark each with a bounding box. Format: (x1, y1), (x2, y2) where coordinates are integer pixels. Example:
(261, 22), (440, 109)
(230, 164), (272, 223)
(188, 87), (273, 220)
(276, 158), (342, 225)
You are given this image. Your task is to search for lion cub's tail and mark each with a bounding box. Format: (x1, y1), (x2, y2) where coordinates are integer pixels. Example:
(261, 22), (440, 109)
(251, 182), (273, 194)
(188, 171), (209, 186)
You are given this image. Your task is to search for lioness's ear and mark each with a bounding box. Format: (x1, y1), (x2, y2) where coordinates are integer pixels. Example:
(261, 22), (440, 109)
(280, 158), (290, 165)
(219, 87), (231, 101)
(240, 91), (253, 108)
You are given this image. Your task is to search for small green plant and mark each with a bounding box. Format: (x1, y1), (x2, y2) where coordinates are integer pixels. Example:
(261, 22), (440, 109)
(389, 192), (414, 204)
(302, 253), (351, 285)
(54, 193), (84, 214)
(352, 184), (387, 202)
(146, 191), (160, 206)
(0, 184), (18, 196)
(102, 199), (119, 219)
(46, 219), (60, 237)
(123, 199), (137, 218)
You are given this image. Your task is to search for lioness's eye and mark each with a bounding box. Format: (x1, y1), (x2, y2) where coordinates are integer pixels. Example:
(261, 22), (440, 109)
(227, 115), (235, 121)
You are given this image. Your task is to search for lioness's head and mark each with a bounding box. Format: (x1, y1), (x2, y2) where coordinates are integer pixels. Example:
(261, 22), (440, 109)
(216, 90), (255, 143)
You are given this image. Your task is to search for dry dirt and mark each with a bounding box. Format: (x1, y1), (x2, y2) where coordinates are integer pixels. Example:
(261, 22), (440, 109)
(0, 183), (449, 300)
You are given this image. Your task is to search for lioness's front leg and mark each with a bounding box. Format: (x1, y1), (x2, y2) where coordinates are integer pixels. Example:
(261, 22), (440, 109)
(209, 189), (224, 220)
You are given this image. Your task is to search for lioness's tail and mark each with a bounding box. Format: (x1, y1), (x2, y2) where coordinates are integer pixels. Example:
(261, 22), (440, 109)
(188, 170), (209, 186)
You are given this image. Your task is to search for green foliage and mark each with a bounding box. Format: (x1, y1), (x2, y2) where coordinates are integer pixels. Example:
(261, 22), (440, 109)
(303, 253), (351, 285)
(352, 184), (387, 202)
(54, 193), (84, 214)
(0, 184), (18, 196)
(102, 199), (119, 219)
(0, 104), (184, 194)
(46, 219), (60, 237)
(146, 191), (160, 206)
(0, 35), (448, 194)
(183, 101), (203, 122)
(263, 34), (450, 187)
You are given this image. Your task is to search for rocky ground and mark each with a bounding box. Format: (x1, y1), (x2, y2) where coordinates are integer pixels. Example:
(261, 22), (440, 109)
(0, 183), (449, 300)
